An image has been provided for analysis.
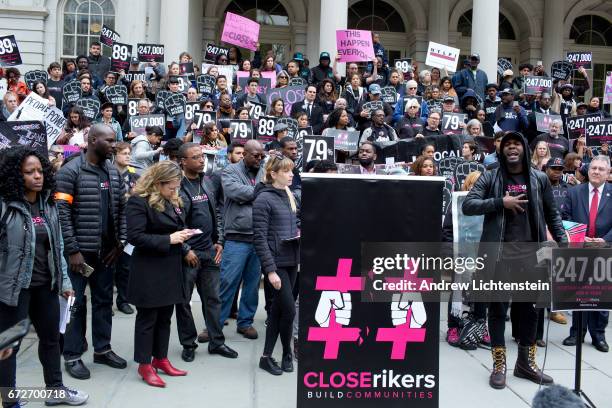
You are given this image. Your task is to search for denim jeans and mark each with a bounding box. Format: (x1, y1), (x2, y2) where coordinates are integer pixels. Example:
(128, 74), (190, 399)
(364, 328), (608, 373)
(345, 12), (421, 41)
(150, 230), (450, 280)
(218, 240), (261, 329)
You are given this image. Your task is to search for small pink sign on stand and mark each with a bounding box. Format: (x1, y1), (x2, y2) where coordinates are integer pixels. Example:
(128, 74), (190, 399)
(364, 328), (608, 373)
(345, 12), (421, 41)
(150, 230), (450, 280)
(221, 12), (260, 51)
(336, 29), (374, 63)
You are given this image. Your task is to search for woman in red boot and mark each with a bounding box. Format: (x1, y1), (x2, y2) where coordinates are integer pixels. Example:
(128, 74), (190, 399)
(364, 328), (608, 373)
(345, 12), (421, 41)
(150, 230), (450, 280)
(126, 161), (193, 387)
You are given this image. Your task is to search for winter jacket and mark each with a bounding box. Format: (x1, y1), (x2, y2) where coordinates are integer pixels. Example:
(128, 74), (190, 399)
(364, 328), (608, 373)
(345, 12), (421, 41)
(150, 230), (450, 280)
(360, 123), (398, 145)
(0, 195), (71, 307)
(493, 102), (528, 132)
(88, 54), (111, 80)
(460, 89), (481, 120)
(252, 183), (299, 274)
(130, 135), (160, 171)
(55, 153), (127, 255)
(452, 68), (488, 101)
(221, 160), (264, 241)
(483, 96), (501, 124)
(310, 64), (335, 86)
(341, 86), (367, 118)
(395, 115), (424, 139)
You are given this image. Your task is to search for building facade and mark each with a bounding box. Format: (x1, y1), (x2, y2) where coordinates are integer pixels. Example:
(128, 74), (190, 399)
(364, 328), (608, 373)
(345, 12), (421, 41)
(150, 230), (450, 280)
(1, 0), (611, 100)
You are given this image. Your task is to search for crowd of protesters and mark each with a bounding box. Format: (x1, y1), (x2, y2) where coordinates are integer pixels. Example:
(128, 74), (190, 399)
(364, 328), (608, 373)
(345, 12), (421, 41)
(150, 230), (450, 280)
(0, 32), (611, 407)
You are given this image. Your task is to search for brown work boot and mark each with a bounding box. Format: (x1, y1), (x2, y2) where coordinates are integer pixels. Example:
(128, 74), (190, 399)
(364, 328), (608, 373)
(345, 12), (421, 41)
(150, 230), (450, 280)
(549, 312), (567, 325)
(514, 344), (553, 385)
(237, 326), (258, 339)
(489, 346), (507, 389)
(197, 329), (210, 343)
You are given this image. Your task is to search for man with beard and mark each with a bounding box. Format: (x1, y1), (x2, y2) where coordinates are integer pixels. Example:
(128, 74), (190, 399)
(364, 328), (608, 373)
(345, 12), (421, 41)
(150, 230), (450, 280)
(355, 141), (377, 174)
(55, 124), (128, 379)
(463, 131), (565, 389)
(525, 93), (559, 144)
(280, 137), (301, 203)
(360, 109), (398, 144)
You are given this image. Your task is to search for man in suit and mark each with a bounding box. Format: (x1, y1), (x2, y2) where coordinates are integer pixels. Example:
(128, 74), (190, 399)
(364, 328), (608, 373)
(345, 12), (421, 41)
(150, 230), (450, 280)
(561, 155), (612, 352)
(290, 84), (324, 134)
(524, 92), (559, 144)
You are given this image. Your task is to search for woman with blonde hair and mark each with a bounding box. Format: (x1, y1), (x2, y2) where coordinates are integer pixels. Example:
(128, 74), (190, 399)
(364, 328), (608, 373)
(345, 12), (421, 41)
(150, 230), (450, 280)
(253, 155), (300, 376)
(531, 141), (551, 171)
(126, 161), (194, 387)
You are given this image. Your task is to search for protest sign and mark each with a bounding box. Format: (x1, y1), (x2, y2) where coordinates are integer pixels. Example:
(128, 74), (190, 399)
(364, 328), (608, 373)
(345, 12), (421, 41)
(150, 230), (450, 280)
(497, 58), (513, 76)
(362, 100), (383, 113)
(184, 102), (200, 123)
(438, 156), (464, 180)
(105, 85), (128, 105)
(454, 162), (485, 191)
(204, 43), (229, 62)
(201, 63), (237, 89)
(326, 128), (360, 151)
(129, 114), (166, 136)
(523, 76), (552, 95)
(288, 77), (306, 87)
(425, 41), (460, 72)
(302, 135), (334, 164)
(179, 62), (195, 78)
(124, 71), (146, 83)
(261, 70), (277, 89)
(237, 72), (271, 94)
(336, 29), (374, 62)
(24, 70), (48, 90)
(604, 71), (612, 105)
(99, 25), (119, 47)
(137, 44), (164, 63)
(380, 86), (398, 105)
(227, 120), (254, 144)
(62, 80), (82, 104)
(534, 112), (562, 132)
(7, 93), (66, 148)
(196, 74), (216, 95)
(127, 98), (140, 117)
(585, 120), (612, 147)
(164, 92), (186, 117)
(192, 110), (217, 130)
(155, 90), (170, 111)
(110, 42), (132, 73)
(266, 85), (306, 116)
(550, 61), (573, 81)
(221, 12), (260, 51)
(565, 113), (602, 139)
(565, 51), (592, 70)
(76, 99), (100, 121)
(255, 116), (278, 144)
(248, 102), (267, 120)
(0, 121), (47, 155)
(394, 58), (413, 81)
(174, 75), (191, 94)
(0, 35), (22, 67)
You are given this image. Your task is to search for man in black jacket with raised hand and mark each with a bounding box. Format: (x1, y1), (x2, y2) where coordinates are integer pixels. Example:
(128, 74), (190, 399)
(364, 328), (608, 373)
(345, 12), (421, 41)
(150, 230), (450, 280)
(176, 143), (239, 362)
(55, 123), (128, 380)
(463, 131), (566, 390)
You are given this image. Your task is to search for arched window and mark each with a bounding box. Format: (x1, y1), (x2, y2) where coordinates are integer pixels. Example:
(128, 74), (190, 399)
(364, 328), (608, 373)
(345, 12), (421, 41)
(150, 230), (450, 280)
(225, 0), (289, 26)
(348, 0), (406, 33)
(62, 0), (115, 58)
(457, 10), (516, 40)
(570, 15), (612, 46)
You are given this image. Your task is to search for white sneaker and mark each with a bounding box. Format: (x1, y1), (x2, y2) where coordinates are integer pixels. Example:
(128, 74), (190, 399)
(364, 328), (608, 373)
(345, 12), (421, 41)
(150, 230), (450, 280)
(45, 386), (89, 406)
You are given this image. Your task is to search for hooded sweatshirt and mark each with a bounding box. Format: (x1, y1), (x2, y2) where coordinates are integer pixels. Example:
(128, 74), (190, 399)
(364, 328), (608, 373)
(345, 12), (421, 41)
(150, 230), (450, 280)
(130, 135), (159, 170)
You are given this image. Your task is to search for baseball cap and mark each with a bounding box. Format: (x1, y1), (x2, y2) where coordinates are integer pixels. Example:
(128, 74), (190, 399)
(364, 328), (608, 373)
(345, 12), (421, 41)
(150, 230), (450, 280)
(319, 52), (330, 61)
(545, 158), (564, 169)
(130, 56), (140, 64)
(293, 52), (304, 61)
(500, 88), (513, 95)
(486, 83), (498, 91)
(503, 69), (513, 77)
(273, 123), (288, 133)
(443, 96), (455, 103)
(470, 53), (480, 60)
(576, 102), (588, 109)
(369, 84), (382, 95)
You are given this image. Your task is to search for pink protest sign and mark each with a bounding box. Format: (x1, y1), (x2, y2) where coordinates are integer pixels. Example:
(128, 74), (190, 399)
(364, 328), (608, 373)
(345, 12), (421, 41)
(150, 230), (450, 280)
(221, 12), (260, 52)
(604, 71), (612, 105)
(261, 71), (277, 89)
(336, 29), (374, 62)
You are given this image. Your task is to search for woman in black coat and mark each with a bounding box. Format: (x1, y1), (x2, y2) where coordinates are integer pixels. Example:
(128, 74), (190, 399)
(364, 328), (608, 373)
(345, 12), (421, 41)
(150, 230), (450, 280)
(252, 155), (300, 376)
(126, 161), (193, 387)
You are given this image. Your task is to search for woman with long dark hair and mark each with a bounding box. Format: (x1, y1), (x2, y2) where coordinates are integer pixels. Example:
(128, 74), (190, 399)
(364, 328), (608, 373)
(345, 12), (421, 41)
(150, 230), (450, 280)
(0, 146), (88, 406)
(32, 80), (56, 107)
(253, 155), (300, 375)
(56, 106), (91, 147)
(322, 108), (355, 134)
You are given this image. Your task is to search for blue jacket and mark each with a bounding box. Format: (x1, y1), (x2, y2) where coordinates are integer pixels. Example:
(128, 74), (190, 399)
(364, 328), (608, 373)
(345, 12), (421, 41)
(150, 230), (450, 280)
(452, 68), (488, 101)
(393, 97), (429, 124)
(494, 103), (529, 132)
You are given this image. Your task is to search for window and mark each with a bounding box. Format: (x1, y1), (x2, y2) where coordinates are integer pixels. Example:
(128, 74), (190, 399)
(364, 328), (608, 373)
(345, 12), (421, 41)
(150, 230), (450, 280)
(457, 10), (516, 40)
(63, 0), (115, 58)
(590, 63), (612, 109)
(570, 15), (612, 46)
(225, 0), (289, 26)
(348, 0), (406, 33)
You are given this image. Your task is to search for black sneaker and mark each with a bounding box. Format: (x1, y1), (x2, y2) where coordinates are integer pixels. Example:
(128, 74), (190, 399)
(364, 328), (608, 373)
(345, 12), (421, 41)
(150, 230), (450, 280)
(259, 356), (283, 376)
(281, 353), (294, 372)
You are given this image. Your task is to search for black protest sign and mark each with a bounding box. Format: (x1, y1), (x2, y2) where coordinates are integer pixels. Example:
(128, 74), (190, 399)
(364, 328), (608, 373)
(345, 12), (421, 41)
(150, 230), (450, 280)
(454, 162), (485, 191)
(62, 80), (82, 104)
(99, 25), (119, 47)
(362, 100), (383, 114)
(196, 74), (216, 95)
(523, 76), (552, 95)
(164, 92), (186, 117)
(497, 58), (512, 76)
(127, 98), (140, 117)
(441, 112), (467, 135)
(137, 43), (164, 63)
(534, 112), (561, 132)
(129, 114), (166, 136)
(474, 136), (495, 161)
(551, 247), (612, 311)
(397, 138), (428, 162)
(265, 85), (304, 116)
(585, 120), (612, 147)
(550, 61), (573, 81)
(438, 156), (465, 180)
(76, 99), (100, 121)
(227, 120), (254, 144)
(105, 85), (128, 105)
(156, 90), (170, 111)
(174, 75), (191, 94)
(248, 102), (266, 120)
(180, 62), (195, 82)
(394, 58), (412, 80)
(124, 71), (146, 83)
(0, 35), (22, 67)
(192, 110), (217, 130)
(303, 135), (334, 164)
(565, 51), (592, 70)
(277, 117), (300, 140)
(0, 121), (47, 155)
(288, 77), (307, 87)
(326, 128), (360, 151)
(24, 70), (48, 90)
(204, 43), (229, 62)
(110, 42), (132, 73)
(299, 175), (442, 408)
(565, 113), (602, 139)
(184, 102), (200, 122)
(380, 86), (398, 105)
(442, 178), (454, 215)
(255, 116), (277, 144)
(403, 96), (423, 108)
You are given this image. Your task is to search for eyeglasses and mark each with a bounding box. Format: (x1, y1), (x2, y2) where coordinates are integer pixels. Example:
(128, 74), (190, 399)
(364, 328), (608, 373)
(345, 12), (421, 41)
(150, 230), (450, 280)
(408, 106), (418, 109)
(204, 104), (214, 108)
(408, 87), (417, 90)
(278, 76), (288, 79)
(186, 154), (205, 160)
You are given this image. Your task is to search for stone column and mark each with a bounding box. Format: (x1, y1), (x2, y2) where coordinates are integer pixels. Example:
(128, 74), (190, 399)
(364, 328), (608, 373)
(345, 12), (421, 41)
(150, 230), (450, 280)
(159, 0), (189, 63)
(470, 0), (499, 81)
(319, 0), (348, 75)
(542, 0), (565, 68)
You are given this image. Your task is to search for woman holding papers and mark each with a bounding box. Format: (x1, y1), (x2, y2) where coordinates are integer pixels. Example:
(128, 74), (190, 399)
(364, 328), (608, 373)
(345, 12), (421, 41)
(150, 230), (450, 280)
(0, 146), (88, 406)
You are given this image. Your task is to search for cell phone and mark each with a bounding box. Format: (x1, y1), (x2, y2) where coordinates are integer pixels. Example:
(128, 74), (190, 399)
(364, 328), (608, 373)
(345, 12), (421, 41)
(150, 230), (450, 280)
(0, 319), (30, 351)
(81, 262), (94, 277)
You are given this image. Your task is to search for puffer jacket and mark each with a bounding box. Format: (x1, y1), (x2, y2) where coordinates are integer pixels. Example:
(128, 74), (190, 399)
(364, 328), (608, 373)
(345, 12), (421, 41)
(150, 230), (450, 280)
(252, 183), (300, 274)
(55, 153), (127, 255)
(221, 160), (263, 239)
(0, 194), (71, 307)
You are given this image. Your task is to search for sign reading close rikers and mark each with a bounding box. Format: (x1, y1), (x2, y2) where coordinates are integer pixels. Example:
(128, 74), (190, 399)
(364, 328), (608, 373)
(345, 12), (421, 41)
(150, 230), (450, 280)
(266, 86), (306, 117)
(336, 30), (374, 63)
(221, 12), (260, 51)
